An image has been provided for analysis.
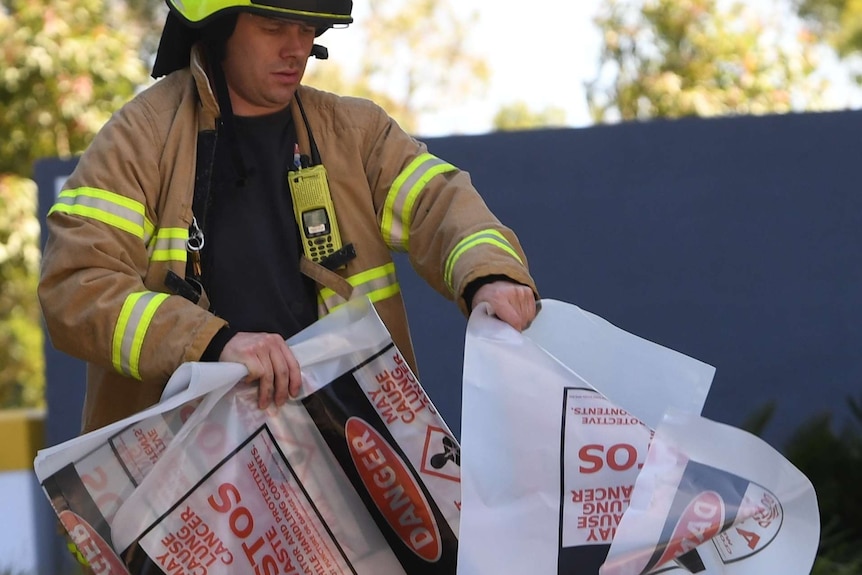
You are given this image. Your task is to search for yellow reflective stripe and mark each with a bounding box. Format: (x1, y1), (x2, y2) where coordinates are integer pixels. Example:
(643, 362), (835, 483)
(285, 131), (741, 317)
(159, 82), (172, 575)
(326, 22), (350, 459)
(66, 540), (88, 567)
(365, 283), (401, 304)
(176, 0), (352, 24)
(50, 187), (155, 241)
(112, 292), (170, 380)
(319, 262), (397, 301)
(444, 230), (523, 292)
(351, 262), (396, 288)
(149, 227), (189, 263)
(320, 283), (402, 316)
(318, 263), (399, 313)
(381, 154), (457, 251)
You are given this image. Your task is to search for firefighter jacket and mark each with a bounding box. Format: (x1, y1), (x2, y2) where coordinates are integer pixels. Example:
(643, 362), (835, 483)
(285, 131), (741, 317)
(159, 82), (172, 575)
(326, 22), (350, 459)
(38, 46), (537, 433)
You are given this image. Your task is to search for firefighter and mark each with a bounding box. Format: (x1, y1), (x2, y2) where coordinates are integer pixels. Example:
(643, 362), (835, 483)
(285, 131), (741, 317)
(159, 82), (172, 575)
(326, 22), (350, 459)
(38, 0), (538, 433)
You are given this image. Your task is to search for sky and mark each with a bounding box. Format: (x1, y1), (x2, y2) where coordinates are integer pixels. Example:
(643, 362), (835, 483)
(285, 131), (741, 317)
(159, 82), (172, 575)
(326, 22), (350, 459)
(315, 0), (604, 136)
(315, 0), (862, 137)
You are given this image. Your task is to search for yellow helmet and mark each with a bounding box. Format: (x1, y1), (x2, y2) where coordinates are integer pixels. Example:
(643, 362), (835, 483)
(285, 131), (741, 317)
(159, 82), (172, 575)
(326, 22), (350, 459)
(166, 0), (353, 29)
(153, 0), (351, 77)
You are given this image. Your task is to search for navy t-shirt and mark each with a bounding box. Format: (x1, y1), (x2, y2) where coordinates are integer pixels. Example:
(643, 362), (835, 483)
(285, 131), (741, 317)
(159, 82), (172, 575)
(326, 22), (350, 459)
(201, 106), (318, 344)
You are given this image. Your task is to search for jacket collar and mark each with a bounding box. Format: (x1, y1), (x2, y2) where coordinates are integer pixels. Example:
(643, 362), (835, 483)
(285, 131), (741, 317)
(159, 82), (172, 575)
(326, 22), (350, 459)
(190, 44), (220, 120)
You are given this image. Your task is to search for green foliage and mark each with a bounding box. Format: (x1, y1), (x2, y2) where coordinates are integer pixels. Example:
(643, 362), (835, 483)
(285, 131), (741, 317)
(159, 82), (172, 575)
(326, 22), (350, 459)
(0, 175), (43, 408)
(795, 0), (862, 83)
(118, 0), (167, 60)
(303, 0), (490, 133)
(0, 0), (148, 176)
(0, 0), (147, 409)
(587, 0), (829, 122)
(753, 394), (862, 571)
(795, 0), (862, 57)
(789, 401), (862, 570)
(492, 101), (568, 131)
(739, 400), (777, 436)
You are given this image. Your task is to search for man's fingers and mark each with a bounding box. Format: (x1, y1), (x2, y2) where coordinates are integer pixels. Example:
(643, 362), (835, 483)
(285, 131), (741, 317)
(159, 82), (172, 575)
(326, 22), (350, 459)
(518, 287), (538, 329)
(256, 347), (277, 409)
(287, 351), (302, 400)
(471, 281), (538, 332)
(495, 302), (526, 331)
(219, 332), (300, 409)
(507, 286), (534, 330)
(270, 345), (302, 407)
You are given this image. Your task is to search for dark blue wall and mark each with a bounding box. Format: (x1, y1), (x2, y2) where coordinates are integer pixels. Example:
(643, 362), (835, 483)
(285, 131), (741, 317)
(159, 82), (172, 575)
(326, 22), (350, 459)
(406, 110), (862, 448)
(35, 159), (87, 450)
(37, 109), (862, 452)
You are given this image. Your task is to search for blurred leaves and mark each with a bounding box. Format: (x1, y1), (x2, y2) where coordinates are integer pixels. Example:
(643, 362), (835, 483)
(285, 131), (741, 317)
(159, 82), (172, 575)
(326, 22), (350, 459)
(0, 0), (147, 409)
(587, 0), (829, 122)
(795, 0), (862, 70)
(788, 404), (862, 570)
(739, 400), (777, 437)
(492, 101), (568, 131)
(0, 175), (43, 408)
(751, 394), (862, 571)
(303, 0), (490, 134)
(0, 0), (148, 176)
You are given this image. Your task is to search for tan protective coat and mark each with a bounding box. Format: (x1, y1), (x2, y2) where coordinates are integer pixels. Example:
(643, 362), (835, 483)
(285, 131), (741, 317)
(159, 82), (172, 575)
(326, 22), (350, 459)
(39, 47), (536, 432)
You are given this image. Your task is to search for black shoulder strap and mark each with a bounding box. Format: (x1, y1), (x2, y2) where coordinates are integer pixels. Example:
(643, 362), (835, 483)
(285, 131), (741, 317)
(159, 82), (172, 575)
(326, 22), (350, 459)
(295, 91), (323, 166)
(192, 129), (218, 230)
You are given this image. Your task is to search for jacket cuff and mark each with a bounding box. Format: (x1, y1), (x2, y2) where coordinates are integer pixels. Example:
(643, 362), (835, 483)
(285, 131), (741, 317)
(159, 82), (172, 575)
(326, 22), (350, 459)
(463, 274), (517, 312)
(201, 325), (238, 361)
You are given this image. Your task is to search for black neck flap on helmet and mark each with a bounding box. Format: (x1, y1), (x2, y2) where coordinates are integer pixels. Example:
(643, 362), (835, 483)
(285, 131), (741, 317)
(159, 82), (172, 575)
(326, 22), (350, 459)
(151, 0), (352, 190)
(151, 0), (352, 79)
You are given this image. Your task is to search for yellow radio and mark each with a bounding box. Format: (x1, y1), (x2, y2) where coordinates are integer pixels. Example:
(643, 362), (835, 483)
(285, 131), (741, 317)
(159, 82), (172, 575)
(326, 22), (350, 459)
(288, 163), (344, 266)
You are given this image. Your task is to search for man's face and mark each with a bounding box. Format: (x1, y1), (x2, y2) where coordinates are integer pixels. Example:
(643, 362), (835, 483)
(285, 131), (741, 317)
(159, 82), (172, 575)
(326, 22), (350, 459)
(221, 13), (316, 116)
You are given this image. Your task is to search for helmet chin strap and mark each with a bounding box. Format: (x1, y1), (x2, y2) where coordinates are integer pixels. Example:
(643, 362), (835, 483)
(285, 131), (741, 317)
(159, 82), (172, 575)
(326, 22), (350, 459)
(207, 43), (248, 190)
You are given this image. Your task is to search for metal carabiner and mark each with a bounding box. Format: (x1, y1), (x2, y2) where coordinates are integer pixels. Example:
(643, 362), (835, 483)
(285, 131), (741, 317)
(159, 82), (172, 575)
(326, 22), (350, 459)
(188, 216), (205, 252)
(187, 217), (205, 279)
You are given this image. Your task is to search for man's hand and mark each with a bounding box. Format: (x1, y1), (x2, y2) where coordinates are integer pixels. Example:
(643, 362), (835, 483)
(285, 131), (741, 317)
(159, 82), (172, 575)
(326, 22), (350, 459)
(471, 280), (538, 331)
(219, 332), (301, 409)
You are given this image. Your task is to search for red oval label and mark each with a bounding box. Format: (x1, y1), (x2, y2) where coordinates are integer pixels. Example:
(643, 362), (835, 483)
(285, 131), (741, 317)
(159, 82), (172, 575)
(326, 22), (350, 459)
(345, 416), (442, 562)
(59, 510), (128, 575)
(655, 490), (725, 567)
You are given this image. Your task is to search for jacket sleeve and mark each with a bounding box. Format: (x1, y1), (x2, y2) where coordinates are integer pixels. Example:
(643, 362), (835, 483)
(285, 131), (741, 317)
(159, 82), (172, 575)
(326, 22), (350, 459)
(38, 96), (226, 386)
(361, 104), (537, 314)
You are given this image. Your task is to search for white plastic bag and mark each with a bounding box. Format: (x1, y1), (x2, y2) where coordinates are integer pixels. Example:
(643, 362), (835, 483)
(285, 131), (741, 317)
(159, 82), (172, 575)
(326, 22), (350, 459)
(458, 299), (818, 575)
(458, 300), (715, 574)
(36, 297), (462, 575)
(599, 410), (819, 575)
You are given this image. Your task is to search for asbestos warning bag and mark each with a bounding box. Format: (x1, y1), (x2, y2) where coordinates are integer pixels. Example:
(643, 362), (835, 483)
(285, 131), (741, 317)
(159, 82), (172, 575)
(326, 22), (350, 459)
(598, 410), (819, 575)
(458, 300), (715, 575)
(35, 297), (462, 575)
(457, 299), (818, 575)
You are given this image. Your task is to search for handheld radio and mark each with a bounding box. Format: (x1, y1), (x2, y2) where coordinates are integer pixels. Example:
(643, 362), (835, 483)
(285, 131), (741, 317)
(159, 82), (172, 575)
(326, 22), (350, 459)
(289, 163), (343, 264)
(289, 93), (355, 270)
